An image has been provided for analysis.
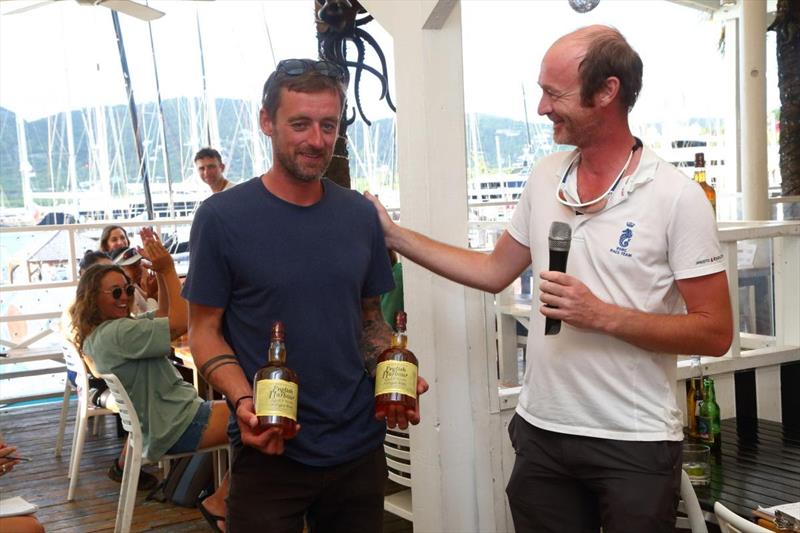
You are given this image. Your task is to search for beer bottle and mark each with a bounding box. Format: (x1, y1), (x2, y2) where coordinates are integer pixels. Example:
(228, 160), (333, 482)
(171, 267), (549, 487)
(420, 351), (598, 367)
(697, 377), (721, 453)
(687, 377), (704, 441)
(374, 311), (418, 419)
(253, 321), (299, 438)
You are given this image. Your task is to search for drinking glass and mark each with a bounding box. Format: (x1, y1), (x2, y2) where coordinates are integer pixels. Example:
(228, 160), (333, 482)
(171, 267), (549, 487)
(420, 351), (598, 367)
(683, 443), (711, 486)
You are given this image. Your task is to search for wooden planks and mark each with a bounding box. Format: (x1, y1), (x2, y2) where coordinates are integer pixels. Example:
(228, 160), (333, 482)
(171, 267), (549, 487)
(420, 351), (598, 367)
(0, 402), (412, 532)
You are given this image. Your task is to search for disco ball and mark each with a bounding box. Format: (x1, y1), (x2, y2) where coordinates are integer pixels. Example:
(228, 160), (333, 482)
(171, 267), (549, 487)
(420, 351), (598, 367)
(568, 0), (600, 13)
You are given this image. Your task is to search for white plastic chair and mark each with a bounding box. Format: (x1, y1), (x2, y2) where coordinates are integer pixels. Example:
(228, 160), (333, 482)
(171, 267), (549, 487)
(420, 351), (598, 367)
(55, 342), (116, 501)
(675, 469), (709, 532)
(383, 426), (412, 522)
(714, 501), (772, 533)
(99, 372), (229, 533)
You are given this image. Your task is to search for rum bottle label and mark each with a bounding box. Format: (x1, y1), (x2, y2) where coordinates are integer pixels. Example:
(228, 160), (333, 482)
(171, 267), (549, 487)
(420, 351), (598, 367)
(375, 360), (418, 398)
(255, 378), (298, 421)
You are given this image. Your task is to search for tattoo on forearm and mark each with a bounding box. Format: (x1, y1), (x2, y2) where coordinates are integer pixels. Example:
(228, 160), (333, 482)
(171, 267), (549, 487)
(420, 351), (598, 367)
(205, 360), (240, 381)
(199, 354), (238, 381)
(361, 299), (392, 376)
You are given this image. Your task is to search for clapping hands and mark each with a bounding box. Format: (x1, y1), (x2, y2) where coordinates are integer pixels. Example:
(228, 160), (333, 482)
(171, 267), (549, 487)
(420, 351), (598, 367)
(138, 227), (174, 274)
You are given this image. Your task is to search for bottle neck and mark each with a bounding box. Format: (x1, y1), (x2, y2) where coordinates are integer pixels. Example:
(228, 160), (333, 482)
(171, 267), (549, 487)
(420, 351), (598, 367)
(704, 382), (716, 401)
(391, 329), (407, 349)
(268, 339), (286, 365)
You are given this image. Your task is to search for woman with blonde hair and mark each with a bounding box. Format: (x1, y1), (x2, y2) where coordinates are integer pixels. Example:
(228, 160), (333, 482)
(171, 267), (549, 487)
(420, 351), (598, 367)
(70, 228), (229, 532)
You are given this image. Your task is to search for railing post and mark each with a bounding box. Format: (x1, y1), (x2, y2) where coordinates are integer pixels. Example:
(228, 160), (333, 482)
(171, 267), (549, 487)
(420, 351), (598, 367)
(723, 241), (741, 358)
(774, 234), (800, 347)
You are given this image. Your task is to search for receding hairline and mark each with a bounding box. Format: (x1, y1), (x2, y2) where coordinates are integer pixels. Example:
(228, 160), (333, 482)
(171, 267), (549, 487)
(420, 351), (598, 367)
(550, 24), (624, 60)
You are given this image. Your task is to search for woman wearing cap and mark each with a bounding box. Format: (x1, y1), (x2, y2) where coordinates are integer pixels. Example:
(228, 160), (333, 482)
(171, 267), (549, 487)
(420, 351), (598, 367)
(70, 228), (229, 532)
(111, 246), (158, 314)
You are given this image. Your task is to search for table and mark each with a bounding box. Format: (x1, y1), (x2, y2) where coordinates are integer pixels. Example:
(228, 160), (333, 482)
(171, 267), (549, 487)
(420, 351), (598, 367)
(171, 336), (220, 401)
(693, 417), (800, 526)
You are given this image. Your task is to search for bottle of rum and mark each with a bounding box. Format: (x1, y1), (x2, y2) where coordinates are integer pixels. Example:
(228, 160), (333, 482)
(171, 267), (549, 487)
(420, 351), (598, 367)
(697, 377), (721, 453)
(693, 152), (717, 214)
(253, 321), (299, 438)
(374, 311), (418, 418)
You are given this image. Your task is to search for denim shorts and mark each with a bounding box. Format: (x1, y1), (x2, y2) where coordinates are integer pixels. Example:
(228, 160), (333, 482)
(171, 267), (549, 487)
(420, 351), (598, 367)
(166, 401), (212, 454)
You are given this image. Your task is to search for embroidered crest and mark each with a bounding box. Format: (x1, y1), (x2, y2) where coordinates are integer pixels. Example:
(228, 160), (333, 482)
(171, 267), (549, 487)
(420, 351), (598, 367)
(610, 222), (636, 257)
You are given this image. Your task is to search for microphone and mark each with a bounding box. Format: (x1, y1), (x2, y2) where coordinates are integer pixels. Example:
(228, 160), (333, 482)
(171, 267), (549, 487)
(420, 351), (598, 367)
(545, 221), (572, 336)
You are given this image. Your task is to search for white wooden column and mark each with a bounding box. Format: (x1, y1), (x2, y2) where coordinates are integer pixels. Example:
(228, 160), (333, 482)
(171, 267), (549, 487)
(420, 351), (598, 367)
(723, 15), (741, 215)
(362, 1), (498, 531)
(739, 0), (770, 220)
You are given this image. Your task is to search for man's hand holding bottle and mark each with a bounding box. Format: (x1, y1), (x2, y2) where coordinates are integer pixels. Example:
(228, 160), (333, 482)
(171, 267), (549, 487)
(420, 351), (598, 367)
(234, 396), (301, 455)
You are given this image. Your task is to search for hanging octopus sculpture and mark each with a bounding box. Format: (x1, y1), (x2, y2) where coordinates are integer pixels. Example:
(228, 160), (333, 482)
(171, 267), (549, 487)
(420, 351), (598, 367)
(316, 0), (395, 127)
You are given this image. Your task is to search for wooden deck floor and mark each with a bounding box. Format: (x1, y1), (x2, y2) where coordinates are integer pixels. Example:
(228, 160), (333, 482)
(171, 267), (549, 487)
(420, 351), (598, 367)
(0, 401), (413, 532)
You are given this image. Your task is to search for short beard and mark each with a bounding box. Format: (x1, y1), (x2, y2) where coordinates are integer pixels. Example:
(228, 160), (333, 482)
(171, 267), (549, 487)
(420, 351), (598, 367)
(275, 149), (329, 183)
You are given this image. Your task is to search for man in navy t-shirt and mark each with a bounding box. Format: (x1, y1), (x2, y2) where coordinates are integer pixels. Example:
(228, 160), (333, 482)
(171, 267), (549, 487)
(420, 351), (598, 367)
(182, 58), (427, 532)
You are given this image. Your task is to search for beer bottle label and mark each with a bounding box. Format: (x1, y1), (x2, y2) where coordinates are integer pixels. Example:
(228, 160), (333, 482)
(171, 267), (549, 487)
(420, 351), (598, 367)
(375, 360), (417, 398)
(255, 378), (298, 421)
(697, 416), (711, 441)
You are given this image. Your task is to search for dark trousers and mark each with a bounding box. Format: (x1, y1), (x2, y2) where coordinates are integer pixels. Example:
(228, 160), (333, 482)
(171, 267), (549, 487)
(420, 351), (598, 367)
(505, 414), (682, 533)
(227, 444), (387, 533)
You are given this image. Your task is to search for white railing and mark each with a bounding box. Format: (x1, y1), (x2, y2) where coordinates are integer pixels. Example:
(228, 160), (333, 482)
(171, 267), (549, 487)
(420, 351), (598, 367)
(488, 220), (800, 421)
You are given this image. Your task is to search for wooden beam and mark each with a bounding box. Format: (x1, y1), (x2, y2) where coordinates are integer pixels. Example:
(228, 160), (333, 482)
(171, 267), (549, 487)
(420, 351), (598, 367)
(422, 0), (457, 29)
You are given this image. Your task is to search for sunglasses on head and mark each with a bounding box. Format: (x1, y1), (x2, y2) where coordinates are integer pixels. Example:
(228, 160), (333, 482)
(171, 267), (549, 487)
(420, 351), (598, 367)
(275, 59), (346, 81)
(102, 285), (136, 300)
(262, 58), (347, 113)
(119, 248), (139, 262)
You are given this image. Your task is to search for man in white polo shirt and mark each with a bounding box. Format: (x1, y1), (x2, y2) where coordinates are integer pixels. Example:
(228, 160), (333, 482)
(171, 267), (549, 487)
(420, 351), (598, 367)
(366, 25), (732, 533)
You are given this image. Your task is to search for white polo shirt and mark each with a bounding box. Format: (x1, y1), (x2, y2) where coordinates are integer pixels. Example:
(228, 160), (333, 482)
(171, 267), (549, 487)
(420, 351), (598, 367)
(508, 146), (724, 441)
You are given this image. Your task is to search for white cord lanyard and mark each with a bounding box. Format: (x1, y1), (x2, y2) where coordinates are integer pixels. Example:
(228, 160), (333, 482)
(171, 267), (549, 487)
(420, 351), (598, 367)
(556, 138), (642, 209)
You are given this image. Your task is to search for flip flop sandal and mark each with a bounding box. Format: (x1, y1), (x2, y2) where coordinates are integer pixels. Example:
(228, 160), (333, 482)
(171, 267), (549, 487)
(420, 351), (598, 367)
(197, 492), (225, 533)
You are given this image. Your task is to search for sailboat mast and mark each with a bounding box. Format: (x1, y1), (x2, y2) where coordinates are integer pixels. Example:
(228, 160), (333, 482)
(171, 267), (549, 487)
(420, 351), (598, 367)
(148, 21), (175, 218)
(14, 114), (34, 212)
(521, 83), (532, 148)
(196, 11), (214, 148)
(111, 10), (154, 220)
(65, 109), (78, 215)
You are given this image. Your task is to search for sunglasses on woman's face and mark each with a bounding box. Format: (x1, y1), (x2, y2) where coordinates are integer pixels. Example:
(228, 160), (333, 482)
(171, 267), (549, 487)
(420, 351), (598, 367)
(102, 285), (136, 300)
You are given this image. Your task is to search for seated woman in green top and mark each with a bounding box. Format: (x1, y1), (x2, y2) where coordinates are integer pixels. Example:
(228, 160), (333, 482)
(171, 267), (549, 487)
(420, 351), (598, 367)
(69, 228), (228, 532)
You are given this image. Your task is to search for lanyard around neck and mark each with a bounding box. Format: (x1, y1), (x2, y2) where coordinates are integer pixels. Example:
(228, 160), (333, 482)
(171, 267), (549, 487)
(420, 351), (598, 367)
(556, 137), (643, 209)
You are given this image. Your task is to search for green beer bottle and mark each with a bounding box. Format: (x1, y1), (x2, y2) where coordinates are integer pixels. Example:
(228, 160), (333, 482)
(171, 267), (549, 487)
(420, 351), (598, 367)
(697, 377), (721, 453)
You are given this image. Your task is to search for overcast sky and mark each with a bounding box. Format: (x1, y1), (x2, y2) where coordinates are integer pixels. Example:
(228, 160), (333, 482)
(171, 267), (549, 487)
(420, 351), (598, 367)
(0, 0), (780, 125)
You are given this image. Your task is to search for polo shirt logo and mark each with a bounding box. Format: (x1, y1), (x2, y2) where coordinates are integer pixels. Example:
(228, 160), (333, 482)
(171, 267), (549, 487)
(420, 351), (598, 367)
(610, 222), (636, 257)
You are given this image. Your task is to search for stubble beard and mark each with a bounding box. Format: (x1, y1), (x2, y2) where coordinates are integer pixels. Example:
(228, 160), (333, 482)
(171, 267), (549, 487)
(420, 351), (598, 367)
(273, 142), (332, 183)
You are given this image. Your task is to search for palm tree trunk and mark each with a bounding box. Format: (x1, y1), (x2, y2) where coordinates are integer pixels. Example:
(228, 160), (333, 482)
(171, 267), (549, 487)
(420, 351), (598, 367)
(768, 0), (800, 219)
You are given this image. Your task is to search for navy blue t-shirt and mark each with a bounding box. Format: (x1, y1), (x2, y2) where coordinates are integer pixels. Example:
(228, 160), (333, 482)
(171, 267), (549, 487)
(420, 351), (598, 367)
(182, 177), (394, 466)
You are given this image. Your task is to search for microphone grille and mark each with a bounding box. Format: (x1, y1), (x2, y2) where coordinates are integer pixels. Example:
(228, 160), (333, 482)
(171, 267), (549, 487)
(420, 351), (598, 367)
(548, 222), (572, 252)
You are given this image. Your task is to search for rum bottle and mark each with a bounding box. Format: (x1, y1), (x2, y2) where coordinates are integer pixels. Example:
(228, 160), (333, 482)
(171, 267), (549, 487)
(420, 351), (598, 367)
(693, 153), (717, 214)
(697, 377), (721, 453)
(253, 321), (299, 438)
(374, 311), (418, 418)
